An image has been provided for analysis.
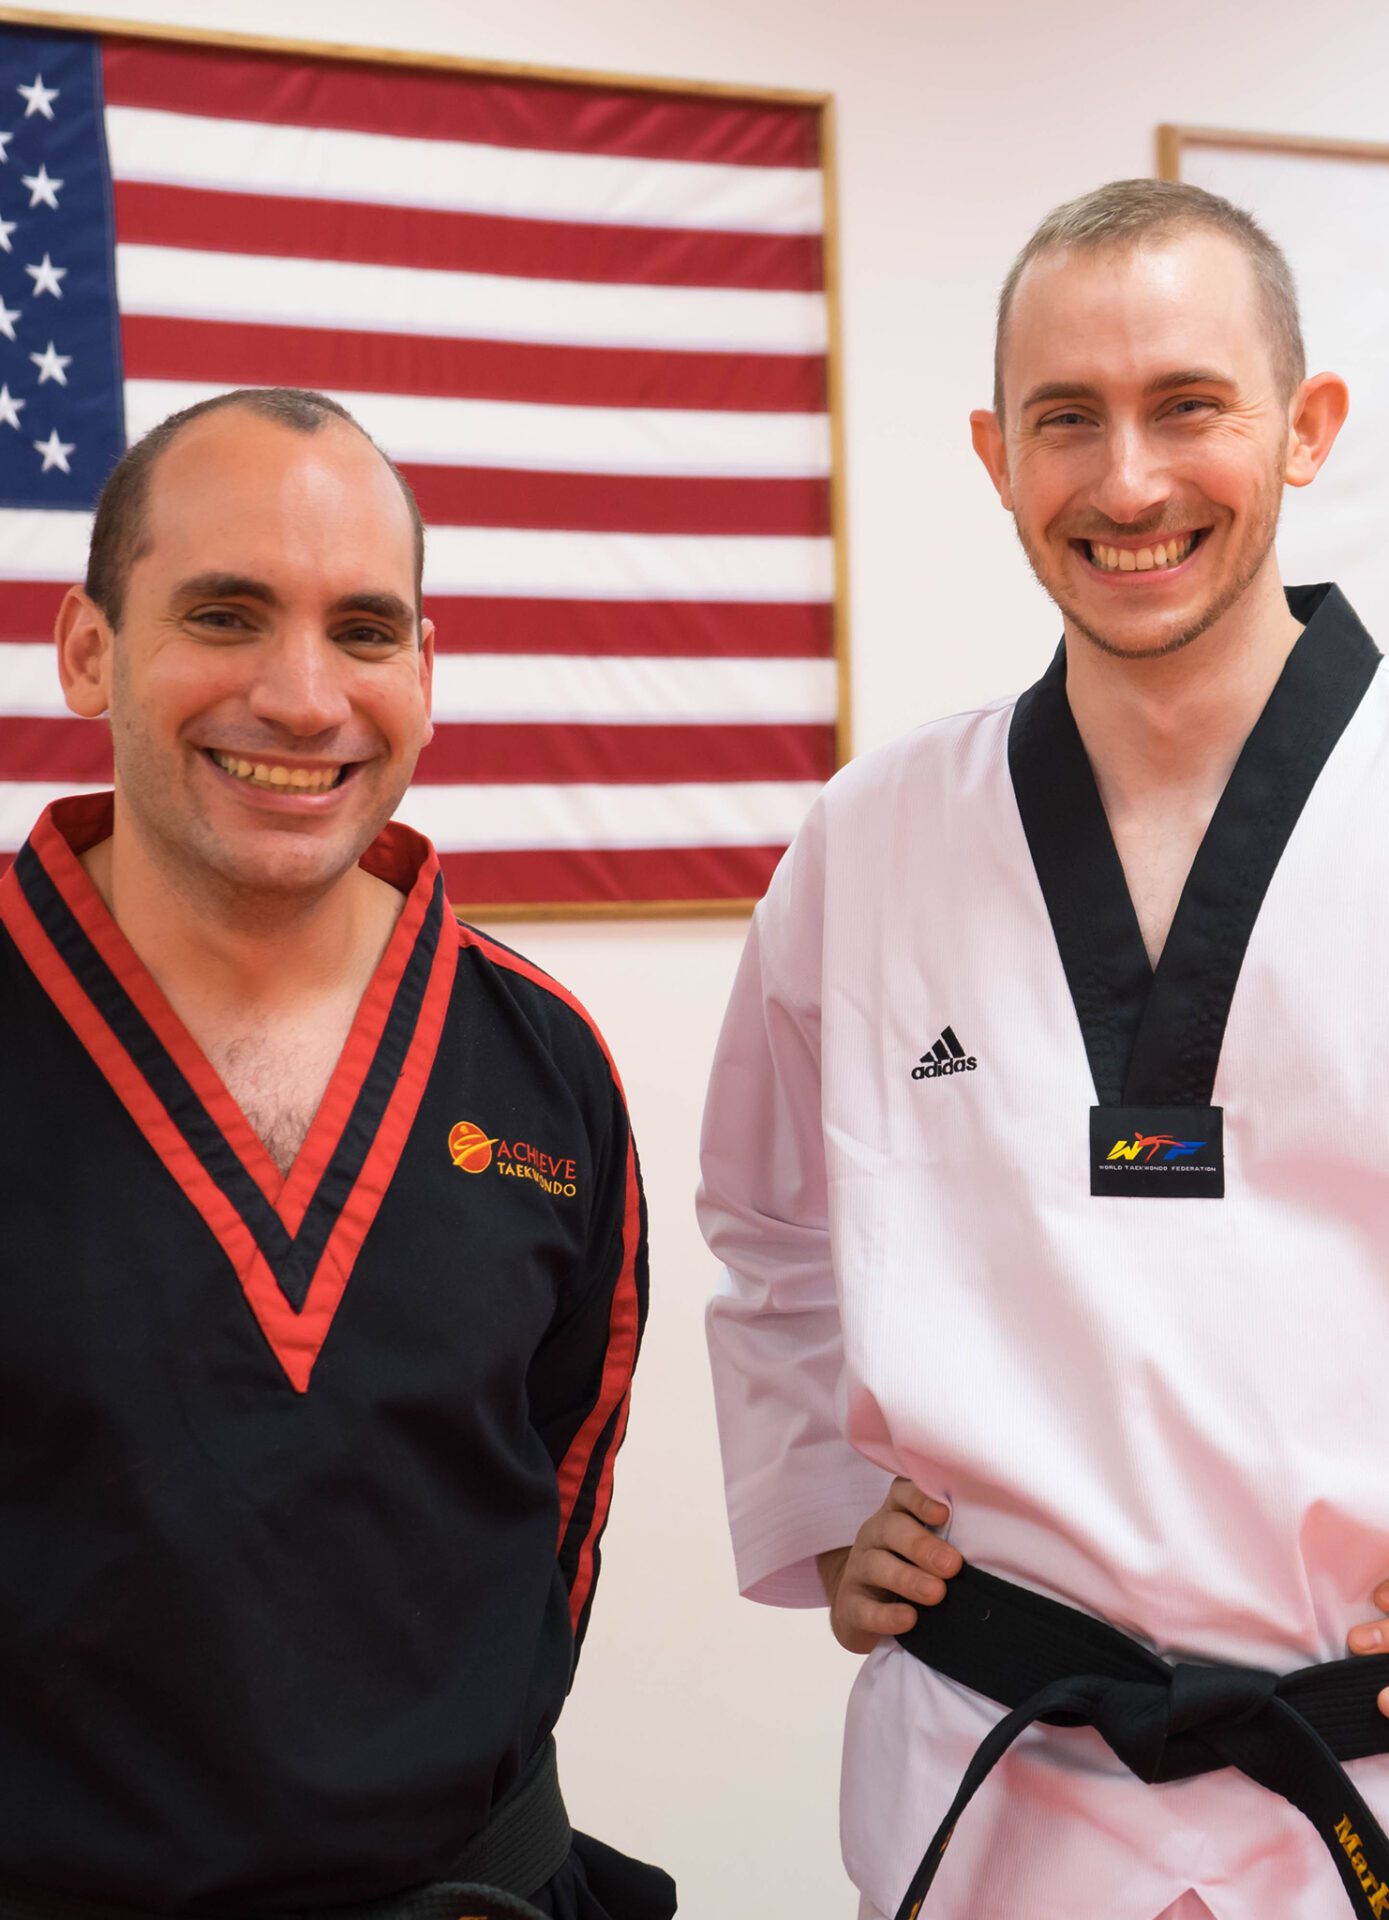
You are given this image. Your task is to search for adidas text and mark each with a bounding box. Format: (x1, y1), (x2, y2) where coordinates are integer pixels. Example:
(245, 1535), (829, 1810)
(912, 1057), (977, 1080)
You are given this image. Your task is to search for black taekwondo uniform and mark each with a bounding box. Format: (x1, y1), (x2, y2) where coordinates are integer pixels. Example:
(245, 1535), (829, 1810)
(0, 793), (674, 1920)
(701, 586), (1389, 1920)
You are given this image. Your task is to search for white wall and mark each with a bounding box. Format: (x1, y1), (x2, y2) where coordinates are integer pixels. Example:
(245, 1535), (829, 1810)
(8, 0), (1389, 1911)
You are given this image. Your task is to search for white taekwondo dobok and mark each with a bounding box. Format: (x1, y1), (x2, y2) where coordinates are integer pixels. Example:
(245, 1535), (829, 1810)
(700, 584), (1389, 1920)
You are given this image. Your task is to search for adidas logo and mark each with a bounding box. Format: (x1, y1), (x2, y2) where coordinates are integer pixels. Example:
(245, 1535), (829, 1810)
(911, 1026), (977, 1081)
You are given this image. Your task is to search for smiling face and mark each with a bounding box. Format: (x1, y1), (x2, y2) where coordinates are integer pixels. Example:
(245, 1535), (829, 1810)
(978, 227), (1299, 661)
(81, 408), (433, 906)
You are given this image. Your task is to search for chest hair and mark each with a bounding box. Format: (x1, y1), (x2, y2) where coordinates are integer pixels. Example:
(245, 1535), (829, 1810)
(205, 1014), (356, 1177)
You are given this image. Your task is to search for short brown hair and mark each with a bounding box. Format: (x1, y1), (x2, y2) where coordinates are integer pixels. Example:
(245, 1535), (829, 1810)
(992, 178), (1305, 416)
(85, 387), (426, 629)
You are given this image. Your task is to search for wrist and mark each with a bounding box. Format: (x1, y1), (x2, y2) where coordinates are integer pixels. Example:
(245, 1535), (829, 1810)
(816, 1545), (851, 1606)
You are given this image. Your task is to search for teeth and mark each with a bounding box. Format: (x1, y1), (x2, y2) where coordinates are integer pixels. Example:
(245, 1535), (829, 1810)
(211, 751), (340, 792)
(1088, 533), (1198, 574)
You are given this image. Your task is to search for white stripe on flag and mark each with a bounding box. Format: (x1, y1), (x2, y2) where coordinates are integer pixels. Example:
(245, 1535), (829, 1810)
(393, 779), (824, 850)
(116, 244), (828, 356)
(0, 647), (73, 713)
(105, 106), (826, 235)
(0, 779), (821, 853)
(428, 653), (837, 724)
(0, 511), (92, 586)
(422, 528), (833, 602)
(0, 783), (107, 849)
(0, 514), (833, 602)
(122, 383), (832, 478)
(0, 649), (838, 726)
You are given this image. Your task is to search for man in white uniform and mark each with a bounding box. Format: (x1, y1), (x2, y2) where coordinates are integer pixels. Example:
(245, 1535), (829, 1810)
(699, 180), (1389, 1920)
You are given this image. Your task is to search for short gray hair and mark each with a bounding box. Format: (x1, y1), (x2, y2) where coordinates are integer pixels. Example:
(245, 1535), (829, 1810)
(992, 178), (1305, 416)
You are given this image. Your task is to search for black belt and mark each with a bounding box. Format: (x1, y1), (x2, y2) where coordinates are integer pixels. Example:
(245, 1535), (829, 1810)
(0, 1739), (569, 1920)
(893, 1564), (1389, 1920)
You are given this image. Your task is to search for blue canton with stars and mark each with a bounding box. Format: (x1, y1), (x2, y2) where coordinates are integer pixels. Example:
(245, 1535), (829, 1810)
(0, 25), (125, 510)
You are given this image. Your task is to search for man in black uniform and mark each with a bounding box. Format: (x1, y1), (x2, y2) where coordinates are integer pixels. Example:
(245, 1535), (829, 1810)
(0, 387), (675, 1920)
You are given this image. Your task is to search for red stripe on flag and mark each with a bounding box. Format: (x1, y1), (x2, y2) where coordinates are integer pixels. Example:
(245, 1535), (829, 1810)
(0, 721), (111, 783)
(425, 599), (834, 658)
(0, 844), (788, 904)
(0, 591), (834, 659)
(102, 40), (822, 169)
(119, 315), (827, 416)
(0, 583), (65, 643)
(0, 720), (834, 787)
(416, 721), (834, 784)
(440, 842), (784, 907)
(112, 181), (825, 291)
(401, 465), (829, 536)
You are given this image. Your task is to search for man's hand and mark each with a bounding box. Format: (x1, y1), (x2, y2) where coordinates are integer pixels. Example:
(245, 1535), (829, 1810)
(816, 1477), (962, 1655)
(1347, 1578), (1389, 1719)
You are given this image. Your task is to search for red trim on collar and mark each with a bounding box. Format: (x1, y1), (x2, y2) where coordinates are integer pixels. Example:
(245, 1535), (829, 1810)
(279, 909), (458, 1386)
(0, 795), (454, 1392)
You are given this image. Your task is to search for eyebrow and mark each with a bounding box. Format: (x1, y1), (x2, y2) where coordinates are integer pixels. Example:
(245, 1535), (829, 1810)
(172, 576), (414, 628)
(328, 590), (415, 627)
(1021, 368), (1237, 411)
(172, 572), (280, 605)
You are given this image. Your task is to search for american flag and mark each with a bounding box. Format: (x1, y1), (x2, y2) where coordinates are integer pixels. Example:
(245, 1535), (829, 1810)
(0, 22), (840, 913)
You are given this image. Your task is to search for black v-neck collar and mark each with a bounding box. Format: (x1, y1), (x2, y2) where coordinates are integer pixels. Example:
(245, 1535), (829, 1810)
(1009, 584), (1381, 1109)
(11, 839), (446, 1309)
(0, 797), (461, 1390)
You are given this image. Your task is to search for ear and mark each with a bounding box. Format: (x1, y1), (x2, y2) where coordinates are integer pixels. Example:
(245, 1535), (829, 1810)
(55, 587), (114, 718)
(417, 614), (435, 749)
(970, 408), (1014, 510)
(1284, 371), (1350, 488)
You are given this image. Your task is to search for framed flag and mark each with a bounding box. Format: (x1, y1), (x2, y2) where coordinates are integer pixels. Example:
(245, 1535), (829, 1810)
(0, 9), (848, 917)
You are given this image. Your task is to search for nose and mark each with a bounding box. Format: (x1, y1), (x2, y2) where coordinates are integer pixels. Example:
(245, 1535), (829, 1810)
(247, 625), (352, 739)
(1090, 420), (1171, 529)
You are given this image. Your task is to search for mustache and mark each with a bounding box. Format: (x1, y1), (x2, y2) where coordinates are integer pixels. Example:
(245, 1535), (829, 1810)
(1062, 518), (1208, 541)
(195, 736), (373, 758)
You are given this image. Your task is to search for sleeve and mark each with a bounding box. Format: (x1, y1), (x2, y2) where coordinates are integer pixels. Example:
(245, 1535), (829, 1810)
(527, 1030), (649, 1660)
(698, 815), (891, 1609)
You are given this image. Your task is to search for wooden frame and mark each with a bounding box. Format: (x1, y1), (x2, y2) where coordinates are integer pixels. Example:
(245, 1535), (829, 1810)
(0, 5), (851, 924)
(1158, 122), (1389, 180)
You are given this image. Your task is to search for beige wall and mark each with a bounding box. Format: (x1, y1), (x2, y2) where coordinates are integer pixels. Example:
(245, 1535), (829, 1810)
(9, 0), (1389, 1911)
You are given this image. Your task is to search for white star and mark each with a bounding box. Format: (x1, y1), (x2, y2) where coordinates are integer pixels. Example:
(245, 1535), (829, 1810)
(0, 298), (19, 342)
(29, 340), (71, 386)
(24, 253), (65, 298)
(18, 75), (59, 121)
(0, 385), (24, 430)
(22, 164), (62, 210)
(0, 129), (13, 161)
(0, 215), (16, 254)
(34, 427), (74, 473)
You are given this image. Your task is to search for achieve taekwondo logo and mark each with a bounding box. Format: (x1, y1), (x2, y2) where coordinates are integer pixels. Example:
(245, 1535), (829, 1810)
(449, 1119), (580, 1198)
(448, 1120), (496, 1172)
(912, 1026), (977, 1081)
(1106, 1132), (1206, 1164)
